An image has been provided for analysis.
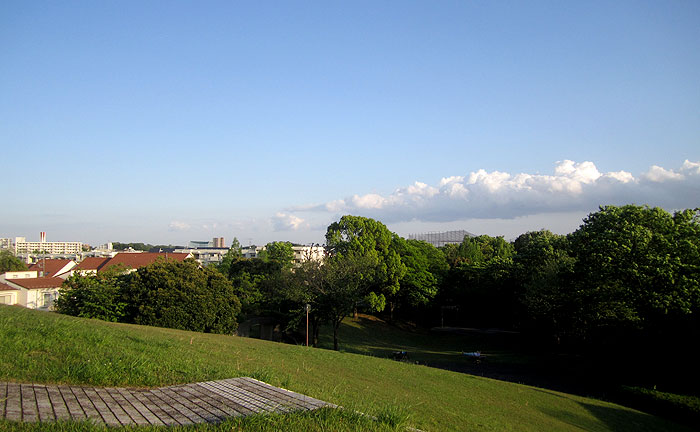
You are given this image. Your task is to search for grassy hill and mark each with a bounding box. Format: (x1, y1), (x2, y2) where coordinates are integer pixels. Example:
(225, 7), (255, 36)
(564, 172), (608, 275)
(0, 306), (690, 431)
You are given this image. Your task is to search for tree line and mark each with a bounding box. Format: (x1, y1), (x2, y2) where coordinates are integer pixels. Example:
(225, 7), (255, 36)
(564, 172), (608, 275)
(51, 204), (699, 390)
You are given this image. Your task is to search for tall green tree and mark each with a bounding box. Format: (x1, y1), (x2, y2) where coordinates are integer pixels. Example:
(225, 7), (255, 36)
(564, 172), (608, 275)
(569, 205), (700, 336)
(513, 230), (576, 343)
(325, 215), (407, 318)
(0, 250), (27, 272)
(124, 258), (241, 334)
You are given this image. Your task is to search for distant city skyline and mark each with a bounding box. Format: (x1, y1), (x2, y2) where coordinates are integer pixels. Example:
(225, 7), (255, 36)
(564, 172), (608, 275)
(2, 2), (698, 247)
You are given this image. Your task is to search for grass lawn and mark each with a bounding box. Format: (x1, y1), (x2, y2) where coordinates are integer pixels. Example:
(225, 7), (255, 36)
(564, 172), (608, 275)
(0, 306), (690, 431)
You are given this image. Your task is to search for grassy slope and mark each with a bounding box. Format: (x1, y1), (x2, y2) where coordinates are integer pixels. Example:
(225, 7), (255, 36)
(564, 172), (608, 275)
(0, 306), (688, 432)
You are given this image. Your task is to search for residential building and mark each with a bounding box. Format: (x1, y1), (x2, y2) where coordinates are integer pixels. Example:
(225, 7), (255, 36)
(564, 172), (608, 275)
(240, 244), (325, 264)
(0, 238), (12, 250)
(1, 277), (63, 310)
(172, 248), (228, 266)
(28, 259), (76, 279)
(0, 270), (62, 310)
(12, 235), (83, 255)
(291, 245), (325, 264)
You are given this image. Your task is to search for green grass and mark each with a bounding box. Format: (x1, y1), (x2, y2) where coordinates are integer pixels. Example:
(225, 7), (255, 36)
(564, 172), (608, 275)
(0, 306), (690, 431)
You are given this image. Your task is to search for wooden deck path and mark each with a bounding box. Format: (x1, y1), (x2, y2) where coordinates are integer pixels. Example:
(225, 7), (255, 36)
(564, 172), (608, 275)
(0, 377), (335, 426)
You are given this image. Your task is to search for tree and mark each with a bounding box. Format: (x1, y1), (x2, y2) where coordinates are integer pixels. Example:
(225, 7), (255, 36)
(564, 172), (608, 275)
(217, 237), (242, 275)
(443, 235), (513, 266)
(124, 258), (241, 334)
(568, 205), (700, 336)
(289, 254), (375, 350)
(325, 215), (407, 318)
(54, 271), (127, 322)
(394, 238), (448, 308)
(513, 230), (576, 344)
(260, 241), (295, 268)
(0, 250), (27, 272)
(227, 258), (287, 316)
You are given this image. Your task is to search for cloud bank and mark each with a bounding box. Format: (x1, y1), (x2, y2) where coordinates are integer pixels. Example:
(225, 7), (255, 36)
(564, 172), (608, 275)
(284, 160), (700, 226)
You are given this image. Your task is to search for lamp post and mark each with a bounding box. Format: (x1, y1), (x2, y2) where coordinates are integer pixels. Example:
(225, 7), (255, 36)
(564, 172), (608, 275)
(305, 303), (311, 347)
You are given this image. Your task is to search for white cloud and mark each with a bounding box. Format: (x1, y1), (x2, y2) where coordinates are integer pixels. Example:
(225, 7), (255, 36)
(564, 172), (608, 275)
(272, 212), (306, 231)
(168, 221), (190, 231)
(288, 160), (700, 224)
(351, 193), (387, 209)
(642, 165), (684, 182)
(681, 160), (700, 175)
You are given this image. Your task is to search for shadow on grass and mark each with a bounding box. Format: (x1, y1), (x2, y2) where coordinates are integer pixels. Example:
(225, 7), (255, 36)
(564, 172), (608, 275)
(533, 388), (692, 432)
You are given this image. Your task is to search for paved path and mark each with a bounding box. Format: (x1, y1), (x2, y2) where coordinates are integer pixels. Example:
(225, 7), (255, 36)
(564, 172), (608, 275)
(0, 377), (334, 426)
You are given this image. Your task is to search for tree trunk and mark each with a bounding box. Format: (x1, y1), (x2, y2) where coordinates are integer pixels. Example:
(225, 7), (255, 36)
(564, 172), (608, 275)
(333, 320), (340, 351)
(311, 317), (320, 347)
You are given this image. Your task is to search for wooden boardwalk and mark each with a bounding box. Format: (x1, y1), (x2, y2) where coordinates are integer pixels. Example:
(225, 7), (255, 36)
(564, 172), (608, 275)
(0, 377), (334, 426)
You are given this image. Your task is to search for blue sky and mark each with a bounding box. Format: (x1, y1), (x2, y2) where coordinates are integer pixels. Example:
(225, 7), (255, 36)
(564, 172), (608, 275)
(2, 1), (699, 246)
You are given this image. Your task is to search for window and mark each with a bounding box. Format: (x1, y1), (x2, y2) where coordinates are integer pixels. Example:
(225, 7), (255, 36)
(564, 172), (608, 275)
(43, 292), (53, 307)
(0, 295), (11, 304)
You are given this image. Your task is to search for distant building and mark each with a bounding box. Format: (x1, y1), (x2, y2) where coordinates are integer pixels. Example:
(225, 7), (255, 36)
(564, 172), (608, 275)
(240, 244), (325, 264)
(189, 237), (226, 249)
(172, 247), (228, 266)
(0, 238), (12, 250)
(291, 245), (325, 264)
(12, 234), (83, 255)
(407, 230), (475, 248)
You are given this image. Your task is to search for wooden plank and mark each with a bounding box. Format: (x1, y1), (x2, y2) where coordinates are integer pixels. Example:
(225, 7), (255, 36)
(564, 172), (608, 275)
(159, 386), (221, 423)
(102, 388), (149, 425)
(4, 383), (22, 422)
(139, 390), (190, 425)
(0, 382), (7, 419)
(195, 382), (257, 416)
(239, 378), (332, 409)
(46, 386), (70, 421)
(70, 386), (102, 422)
(114, 388), (163, 426)
(82, 387), (120, 426)
(178, 384), (237, 420)
(149, 388), (206, 424)
(20, 384), (39, 422)
(130, 389), (179, 426)
(94, 388), (135, 425)
(214, 380), (289, 413)
(32, 385), (55, 422)
(57, 386), (86, 421)
(236, 379), (313, 410)
(198, 381), (263, 414)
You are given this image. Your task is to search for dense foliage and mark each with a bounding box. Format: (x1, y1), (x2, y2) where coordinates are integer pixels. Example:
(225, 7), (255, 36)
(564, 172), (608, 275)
(0, 250), (27, 272)
(55, 270), (127, 322)
(55, 258), (241, 334)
